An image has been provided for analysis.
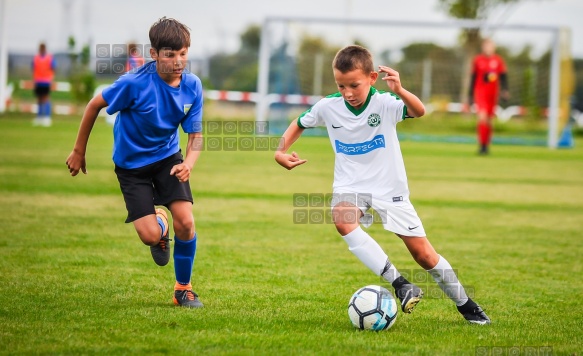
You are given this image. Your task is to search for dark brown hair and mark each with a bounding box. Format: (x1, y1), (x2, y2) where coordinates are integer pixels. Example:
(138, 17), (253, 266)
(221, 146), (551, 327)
(333, 45), (374, 74)
(149, 17), (191, 51)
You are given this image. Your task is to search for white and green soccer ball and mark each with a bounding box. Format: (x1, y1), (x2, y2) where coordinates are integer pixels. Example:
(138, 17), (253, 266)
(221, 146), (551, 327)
(348, 285), (398, 331)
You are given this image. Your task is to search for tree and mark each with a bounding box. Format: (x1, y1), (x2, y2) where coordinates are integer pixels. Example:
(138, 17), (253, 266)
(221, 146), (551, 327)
(68, 36), (95, 104)
(396, 43), (463, 101)
(437, 0), (523, 103)
(239, 25), (261, 54)
(438, 0), (523, 44)
(208, 25), (261, 91)
(296, 35), (340, 95)
(573, 58), (583, 112)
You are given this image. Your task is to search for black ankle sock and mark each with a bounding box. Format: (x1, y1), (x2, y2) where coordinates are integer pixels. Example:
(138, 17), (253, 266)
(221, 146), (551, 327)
(391, 276), (410, 289)
(457, 298), (477, 313)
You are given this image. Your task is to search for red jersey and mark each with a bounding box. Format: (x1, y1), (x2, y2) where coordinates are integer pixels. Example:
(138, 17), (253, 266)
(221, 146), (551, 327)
(471, 54), (506, 95)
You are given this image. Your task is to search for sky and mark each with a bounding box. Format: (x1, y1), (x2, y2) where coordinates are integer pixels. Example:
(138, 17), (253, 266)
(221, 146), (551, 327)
(2, 0), (583, 58)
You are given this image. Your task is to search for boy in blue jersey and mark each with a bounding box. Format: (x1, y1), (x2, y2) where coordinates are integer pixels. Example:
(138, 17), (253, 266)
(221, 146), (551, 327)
(66, 17), (204, 308)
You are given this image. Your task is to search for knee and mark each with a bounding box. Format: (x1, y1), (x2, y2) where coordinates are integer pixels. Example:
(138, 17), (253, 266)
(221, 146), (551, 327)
(173, 215), (195, 238)
(477, 113), (490, 124)
(413, 250), (439, 270)
(335, 222), (357, 236)
(332, 206), (360, 236)
(137, 227), (162, 246)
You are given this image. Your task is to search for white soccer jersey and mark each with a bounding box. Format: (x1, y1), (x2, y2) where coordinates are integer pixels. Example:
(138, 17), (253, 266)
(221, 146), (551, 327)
(298, 87), (411, 203)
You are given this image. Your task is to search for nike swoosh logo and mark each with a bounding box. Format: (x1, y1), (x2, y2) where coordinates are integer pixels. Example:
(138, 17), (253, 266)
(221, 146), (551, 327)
(408, 226), (419, 230)
(331, 125), (342, 129)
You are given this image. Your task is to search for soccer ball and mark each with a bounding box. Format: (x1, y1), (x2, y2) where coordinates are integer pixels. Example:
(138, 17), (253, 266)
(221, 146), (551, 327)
(348, 285), (398, 331)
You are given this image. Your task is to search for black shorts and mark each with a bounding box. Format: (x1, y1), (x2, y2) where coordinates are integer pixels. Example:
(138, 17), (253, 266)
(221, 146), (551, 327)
(34, 84), (51, 97)
(114, 151), (193, 223)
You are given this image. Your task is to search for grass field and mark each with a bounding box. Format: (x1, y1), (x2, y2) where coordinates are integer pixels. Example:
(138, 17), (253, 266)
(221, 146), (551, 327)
(0, 113), (582, 355)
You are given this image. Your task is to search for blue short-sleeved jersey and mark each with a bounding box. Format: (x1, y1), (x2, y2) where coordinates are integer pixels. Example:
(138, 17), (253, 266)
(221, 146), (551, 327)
(102, 61), (203, 169)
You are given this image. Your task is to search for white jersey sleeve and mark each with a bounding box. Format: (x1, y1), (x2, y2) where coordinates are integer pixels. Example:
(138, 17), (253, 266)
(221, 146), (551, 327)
(297, 100), (326, 128)
(380, 92), (408, 125)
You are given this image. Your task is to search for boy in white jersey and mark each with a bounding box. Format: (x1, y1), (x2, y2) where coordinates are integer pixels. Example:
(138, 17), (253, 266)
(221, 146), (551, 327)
(275, 45), (490, 324)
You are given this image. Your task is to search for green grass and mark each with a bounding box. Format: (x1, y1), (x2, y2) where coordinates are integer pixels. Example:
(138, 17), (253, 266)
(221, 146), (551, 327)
(0, 113), (582, 355)
(8, 78), (117, 103)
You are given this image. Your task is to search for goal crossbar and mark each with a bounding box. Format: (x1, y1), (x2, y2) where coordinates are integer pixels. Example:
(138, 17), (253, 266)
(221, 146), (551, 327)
(256, 16), (563, 148)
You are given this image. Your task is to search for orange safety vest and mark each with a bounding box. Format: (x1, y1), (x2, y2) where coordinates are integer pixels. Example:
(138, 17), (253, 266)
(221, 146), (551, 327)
(33, 54), (55, 83)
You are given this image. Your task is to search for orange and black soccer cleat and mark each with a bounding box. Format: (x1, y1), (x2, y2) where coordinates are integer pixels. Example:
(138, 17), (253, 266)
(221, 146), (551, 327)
(173, 283), (203, 308)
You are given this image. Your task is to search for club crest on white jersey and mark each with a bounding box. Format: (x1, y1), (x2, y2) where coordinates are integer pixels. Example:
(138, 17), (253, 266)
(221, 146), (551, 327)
(297, 87), (412, 202)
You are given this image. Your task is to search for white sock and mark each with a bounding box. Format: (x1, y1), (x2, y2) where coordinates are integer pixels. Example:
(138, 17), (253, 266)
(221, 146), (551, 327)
(381, 260), (401, 284)
(342, 226), (400, 282)
(427, 255), (469, 306)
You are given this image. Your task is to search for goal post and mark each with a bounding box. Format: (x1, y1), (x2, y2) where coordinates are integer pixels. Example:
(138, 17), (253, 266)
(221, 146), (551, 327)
(256, 16), (566, 148)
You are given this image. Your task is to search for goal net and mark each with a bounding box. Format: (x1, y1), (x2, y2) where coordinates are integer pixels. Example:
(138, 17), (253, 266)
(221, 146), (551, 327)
(256, 17), (571, 148)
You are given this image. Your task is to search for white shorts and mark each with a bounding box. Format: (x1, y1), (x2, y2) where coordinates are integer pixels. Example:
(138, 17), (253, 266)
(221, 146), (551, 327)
(331, 192), (426, 237)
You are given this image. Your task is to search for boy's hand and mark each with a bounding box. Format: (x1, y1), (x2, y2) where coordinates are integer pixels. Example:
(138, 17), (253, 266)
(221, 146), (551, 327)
(275, 151), (307, 170)
(170, 163), (192, 182)
(379, 65), (403, 93)
(379, 65), (426, 118)
(66, 151), (87, 176)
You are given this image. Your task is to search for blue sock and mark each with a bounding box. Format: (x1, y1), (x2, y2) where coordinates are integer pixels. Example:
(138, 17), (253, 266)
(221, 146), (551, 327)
(45, 101), (51, 117)
(156, 216), (165, 239)
(38, 102), (45, 116)
(174, 233), (197, 285)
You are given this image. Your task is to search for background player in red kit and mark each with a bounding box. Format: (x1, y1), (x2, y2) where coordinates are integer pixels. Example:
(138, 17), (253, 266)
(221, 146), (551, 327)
(469, 38), (509, 155)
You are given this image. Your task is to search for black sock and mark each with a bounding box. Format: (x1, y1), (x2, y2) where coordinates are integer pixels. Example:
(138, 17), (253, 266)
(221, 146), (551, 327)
(391, 275), (411, 289)
(456, 298), (477, 313)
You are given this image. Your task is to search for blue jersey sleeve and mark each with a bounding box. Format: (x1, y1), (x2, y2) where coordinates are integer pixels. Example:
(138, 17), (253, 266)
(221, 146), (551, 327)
(102, 75), (136, 115)
(181, 76), (203, 133)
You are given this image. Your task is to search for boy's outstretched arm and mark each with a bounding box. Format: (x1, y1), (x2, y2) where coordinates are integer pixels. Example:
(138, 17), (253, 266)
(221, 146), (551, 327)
(378, 65), (425, 118)
(274, 120), (307, 170)
(66, 93), (108, 176)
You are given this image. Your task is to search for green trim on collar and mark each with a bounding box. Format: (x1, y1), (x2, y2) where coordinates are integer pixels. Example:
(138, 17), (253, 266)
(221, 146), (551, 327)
(344, 87), (377, 116)
(326, 92), (343, 99)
